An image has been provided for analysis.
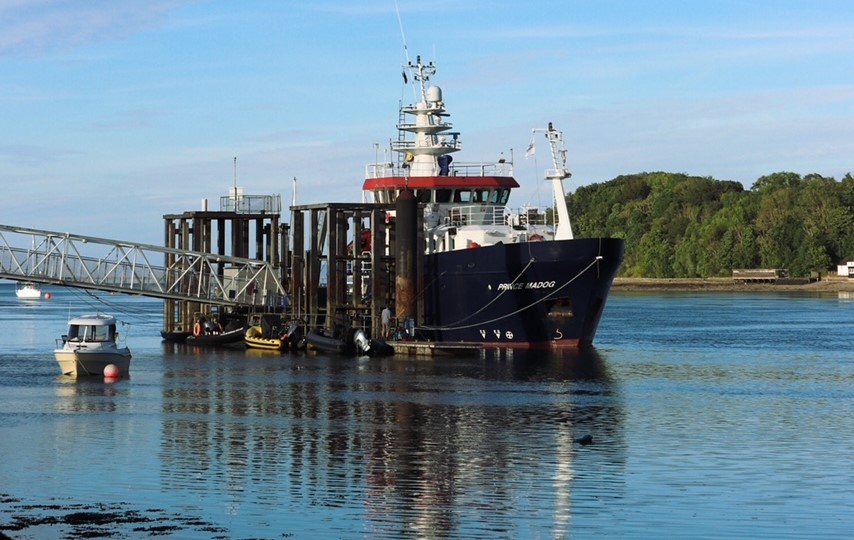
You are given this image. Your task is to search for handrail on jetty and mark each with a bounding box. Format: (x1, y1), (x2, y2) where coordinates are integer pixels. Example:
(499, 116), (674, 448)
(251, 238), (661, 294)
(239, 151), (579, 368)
(0, 224), (286, 307)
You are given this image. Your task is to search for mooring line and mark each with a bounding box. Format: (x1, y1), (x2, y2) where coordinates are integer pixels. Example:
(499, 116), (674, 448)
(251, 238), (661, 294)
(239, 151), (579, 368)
(418, 255), (602, 331)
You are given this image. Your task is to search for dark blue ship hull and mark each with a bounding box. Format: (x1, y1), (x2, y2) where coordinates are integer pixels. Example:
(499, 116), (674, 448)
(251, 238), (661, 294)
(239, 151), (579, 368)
(420, 237), (624, 347)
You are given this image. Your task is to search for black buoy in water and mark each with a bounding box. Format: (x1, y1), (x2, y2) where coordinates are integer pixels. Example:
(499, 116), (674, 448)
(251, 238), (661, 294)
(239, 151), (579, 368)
(574, 434), (594, 445)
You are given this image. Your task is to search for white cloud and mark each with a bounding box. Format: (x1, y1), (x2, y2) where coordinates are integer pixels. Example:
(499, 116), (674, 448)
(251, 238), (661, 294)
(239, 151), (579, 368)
(0, 0), (191, 56)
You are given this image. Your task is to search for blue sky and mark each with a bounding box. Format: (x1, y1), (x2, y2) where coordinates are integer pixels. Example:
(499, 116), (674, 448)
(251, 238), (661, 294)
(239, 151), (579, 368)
(2, 0), (853, 245)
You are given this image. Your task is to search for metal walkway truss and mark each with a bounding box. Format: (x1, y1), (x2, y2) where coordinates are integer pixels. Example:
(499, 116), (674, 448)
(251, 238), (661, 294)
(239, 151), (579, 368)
(0, 224), (287, 308)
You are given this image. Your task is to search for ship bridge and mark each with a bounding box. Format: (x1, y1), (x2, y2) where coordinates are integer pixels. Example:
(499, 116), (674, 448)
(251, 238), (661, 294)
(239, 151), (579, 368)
(0, 223), (287, 308)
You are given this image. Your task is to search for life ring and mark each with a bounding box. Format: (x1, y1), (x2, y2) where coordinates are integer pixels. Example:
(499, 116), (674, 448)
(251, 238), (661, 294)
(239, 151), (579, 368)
(193, 322), (202, 336)
(529, 233), (544, 242)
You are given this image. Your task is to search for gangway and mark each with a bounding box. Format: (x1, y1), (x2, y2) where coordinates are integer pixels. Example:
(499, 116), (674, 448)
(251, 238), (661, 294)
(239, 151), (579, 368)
(0, 224), (286, 307)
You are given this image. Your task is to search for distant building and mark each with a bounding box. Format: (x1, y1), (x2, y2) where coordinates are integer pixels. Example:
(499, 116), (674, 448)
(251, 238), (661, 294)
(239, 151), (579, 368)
(836, 261), (854, 278)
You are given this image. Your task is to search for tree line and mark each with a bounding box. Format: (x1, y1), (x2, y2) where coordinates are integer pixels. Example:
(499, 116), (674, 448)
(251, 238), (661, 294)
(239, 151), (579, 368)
(567, 171), (854, 278)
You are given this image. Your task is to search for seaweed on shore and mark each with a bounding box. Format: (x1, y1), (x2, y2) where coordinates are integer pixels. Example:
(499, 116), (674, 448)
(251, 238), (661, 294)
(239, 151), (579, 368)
(0, 494), (229, 539)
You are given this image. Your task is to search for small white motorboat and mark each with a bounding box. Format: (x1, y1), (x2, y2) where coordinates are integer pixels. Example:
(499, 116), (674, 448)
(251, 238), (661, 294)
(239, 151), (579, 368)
(54, 314), (132, 376)
(15, 282), (42, 300)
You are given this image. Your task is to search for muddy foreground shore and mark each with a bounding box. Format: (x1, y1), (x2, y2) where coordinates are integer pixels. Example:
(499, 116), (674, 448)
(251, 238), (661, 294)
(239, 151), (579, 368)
(612, 276), (854, 293)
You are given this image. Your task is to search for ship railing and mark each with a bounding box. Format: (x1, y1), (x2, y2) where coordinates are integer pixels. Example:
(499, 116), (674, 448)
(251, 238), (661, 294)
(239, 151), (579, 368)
(443, 205), (549, 228)
(219, 194), (281, 214)
(365, 160), (514, 179)
(511, 208), (548, 226)
(391, 139), (462, 153)
(544, 167), (570, 180)
(446, 205), (510, 227)
(396, 121), (454, 132)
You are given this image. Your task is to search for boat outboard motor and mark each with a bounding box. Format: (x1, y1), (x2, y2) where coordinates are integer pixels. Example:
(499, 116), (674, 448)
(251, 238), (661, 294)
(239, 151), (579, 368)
(353, 329), (371, 355)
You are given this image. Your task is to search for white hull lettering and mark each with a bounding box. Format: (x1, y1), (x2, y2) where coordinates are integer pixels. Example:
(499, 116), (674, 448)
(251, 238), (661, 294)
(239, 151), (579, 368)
(496, 281), (556, 291)
(475, 329), (517, 341)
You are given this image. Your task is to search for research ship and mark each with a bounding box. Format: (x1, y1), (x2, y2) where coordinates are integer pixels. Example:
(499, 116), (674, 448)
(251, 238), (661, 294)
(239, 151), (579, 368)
(362, 56), (624, 347)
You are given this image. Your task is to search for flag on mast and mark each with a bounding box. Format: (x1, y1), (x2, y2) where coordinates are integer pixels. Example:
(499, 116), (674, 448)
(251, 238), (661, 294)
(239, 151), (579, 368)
(525, 135), (536, 159)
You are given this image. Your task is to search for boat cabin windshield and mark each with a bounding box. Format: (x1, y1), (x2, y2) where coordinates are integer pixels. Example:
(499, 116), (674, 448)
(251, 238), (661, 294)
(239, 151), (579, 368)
(67, 323), (115, 342)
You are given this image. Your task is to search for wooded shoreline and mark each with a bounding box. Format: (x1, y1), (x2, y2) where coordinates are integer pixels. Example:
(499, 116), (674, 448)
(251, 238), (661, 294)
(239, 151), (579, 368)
(612, 276), (854, 293)
(570, 172), (854, 281)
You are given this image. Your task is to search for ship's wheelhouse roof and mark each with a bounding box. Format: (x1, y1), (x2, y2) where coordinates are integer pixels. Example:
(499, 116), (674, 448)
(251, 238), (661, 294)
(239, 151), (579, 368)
(68, 314), (117, 326)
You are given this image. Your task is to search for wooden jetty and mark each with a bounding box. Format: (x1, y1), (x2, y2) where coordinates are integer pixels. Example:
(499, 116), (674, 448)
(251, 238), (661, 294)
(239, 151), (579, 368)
(162, 190), (480, 356)
(161, 192), (288, 335)
(288, 201), (399, 341)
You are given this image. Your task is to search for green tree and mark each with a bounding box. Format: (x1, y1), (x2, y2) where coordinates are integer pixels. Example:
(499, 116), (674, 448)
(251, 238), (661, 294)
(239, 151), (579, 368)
(568, 170), (854, 277)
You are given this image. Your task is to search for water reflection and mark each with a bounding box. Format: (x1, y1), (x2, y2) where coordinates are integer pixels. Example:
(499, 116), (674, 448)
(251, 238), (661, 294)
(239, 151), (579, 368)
(3, 287), (850, 537)
(158, 347), (626, 537)
(53, 377), (121, 413)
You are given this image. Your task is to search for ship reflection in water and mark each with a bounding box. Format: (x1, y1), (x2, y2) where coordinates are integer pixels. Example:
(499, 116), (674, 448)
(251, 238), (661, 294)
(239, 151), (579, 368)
(3, 291), (851, 537)
(156, 347), (626, 538)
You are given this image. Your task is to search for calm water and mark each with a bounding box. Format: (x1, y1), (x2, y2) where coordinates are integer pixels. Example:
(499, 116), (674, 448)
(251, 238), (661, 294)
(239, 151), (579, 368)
(0, 283), (852, 539)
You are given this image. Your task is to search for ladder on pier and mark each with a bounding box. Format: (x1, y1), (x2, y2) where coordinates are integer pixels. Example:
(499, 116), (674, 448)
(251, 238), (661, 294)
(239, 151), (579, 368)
(0, 224), (286, 307)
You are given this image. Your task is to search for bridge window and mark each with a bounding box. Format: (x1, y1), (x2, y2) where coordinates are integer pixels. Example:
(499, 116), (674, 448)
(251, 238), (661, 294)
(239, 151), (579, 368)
(454, 190), (473, 203)
(436, 189), (451, 203)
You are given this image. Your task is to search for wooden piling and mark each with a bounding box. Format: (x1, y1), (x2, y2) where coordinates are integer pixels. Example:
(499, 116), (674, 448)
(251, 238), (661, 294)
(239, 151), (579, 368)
(162, 196), (404, 344)
(161, 194), (286, 334)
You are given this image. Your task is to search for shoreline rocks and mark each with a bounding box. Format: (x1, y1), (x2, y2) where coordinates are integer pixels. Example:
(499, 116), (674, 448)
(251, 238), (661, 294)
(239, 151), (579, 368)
(612, 277), (854, 293)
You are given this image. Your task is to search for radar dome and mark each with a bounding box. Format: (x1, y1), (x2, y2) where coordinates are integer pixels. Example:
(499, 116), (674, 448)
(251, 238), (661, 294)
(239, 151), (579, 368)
(426, 86), (443, 103)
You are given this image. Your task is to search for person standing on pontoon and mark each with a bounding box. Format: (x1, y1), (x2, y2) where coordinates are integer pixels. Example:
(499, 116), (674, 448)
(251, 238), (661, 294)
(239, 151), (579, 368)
(381, 305), (392, 339)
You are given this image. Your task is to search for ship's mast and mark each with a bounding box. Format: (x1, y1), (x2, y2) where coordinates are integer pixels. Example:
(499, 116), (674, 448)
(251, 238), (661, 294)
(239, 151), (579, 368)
(408, 55), (434, 104)
(532, 123), (574, 240)
(396, 56), (460, 177)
